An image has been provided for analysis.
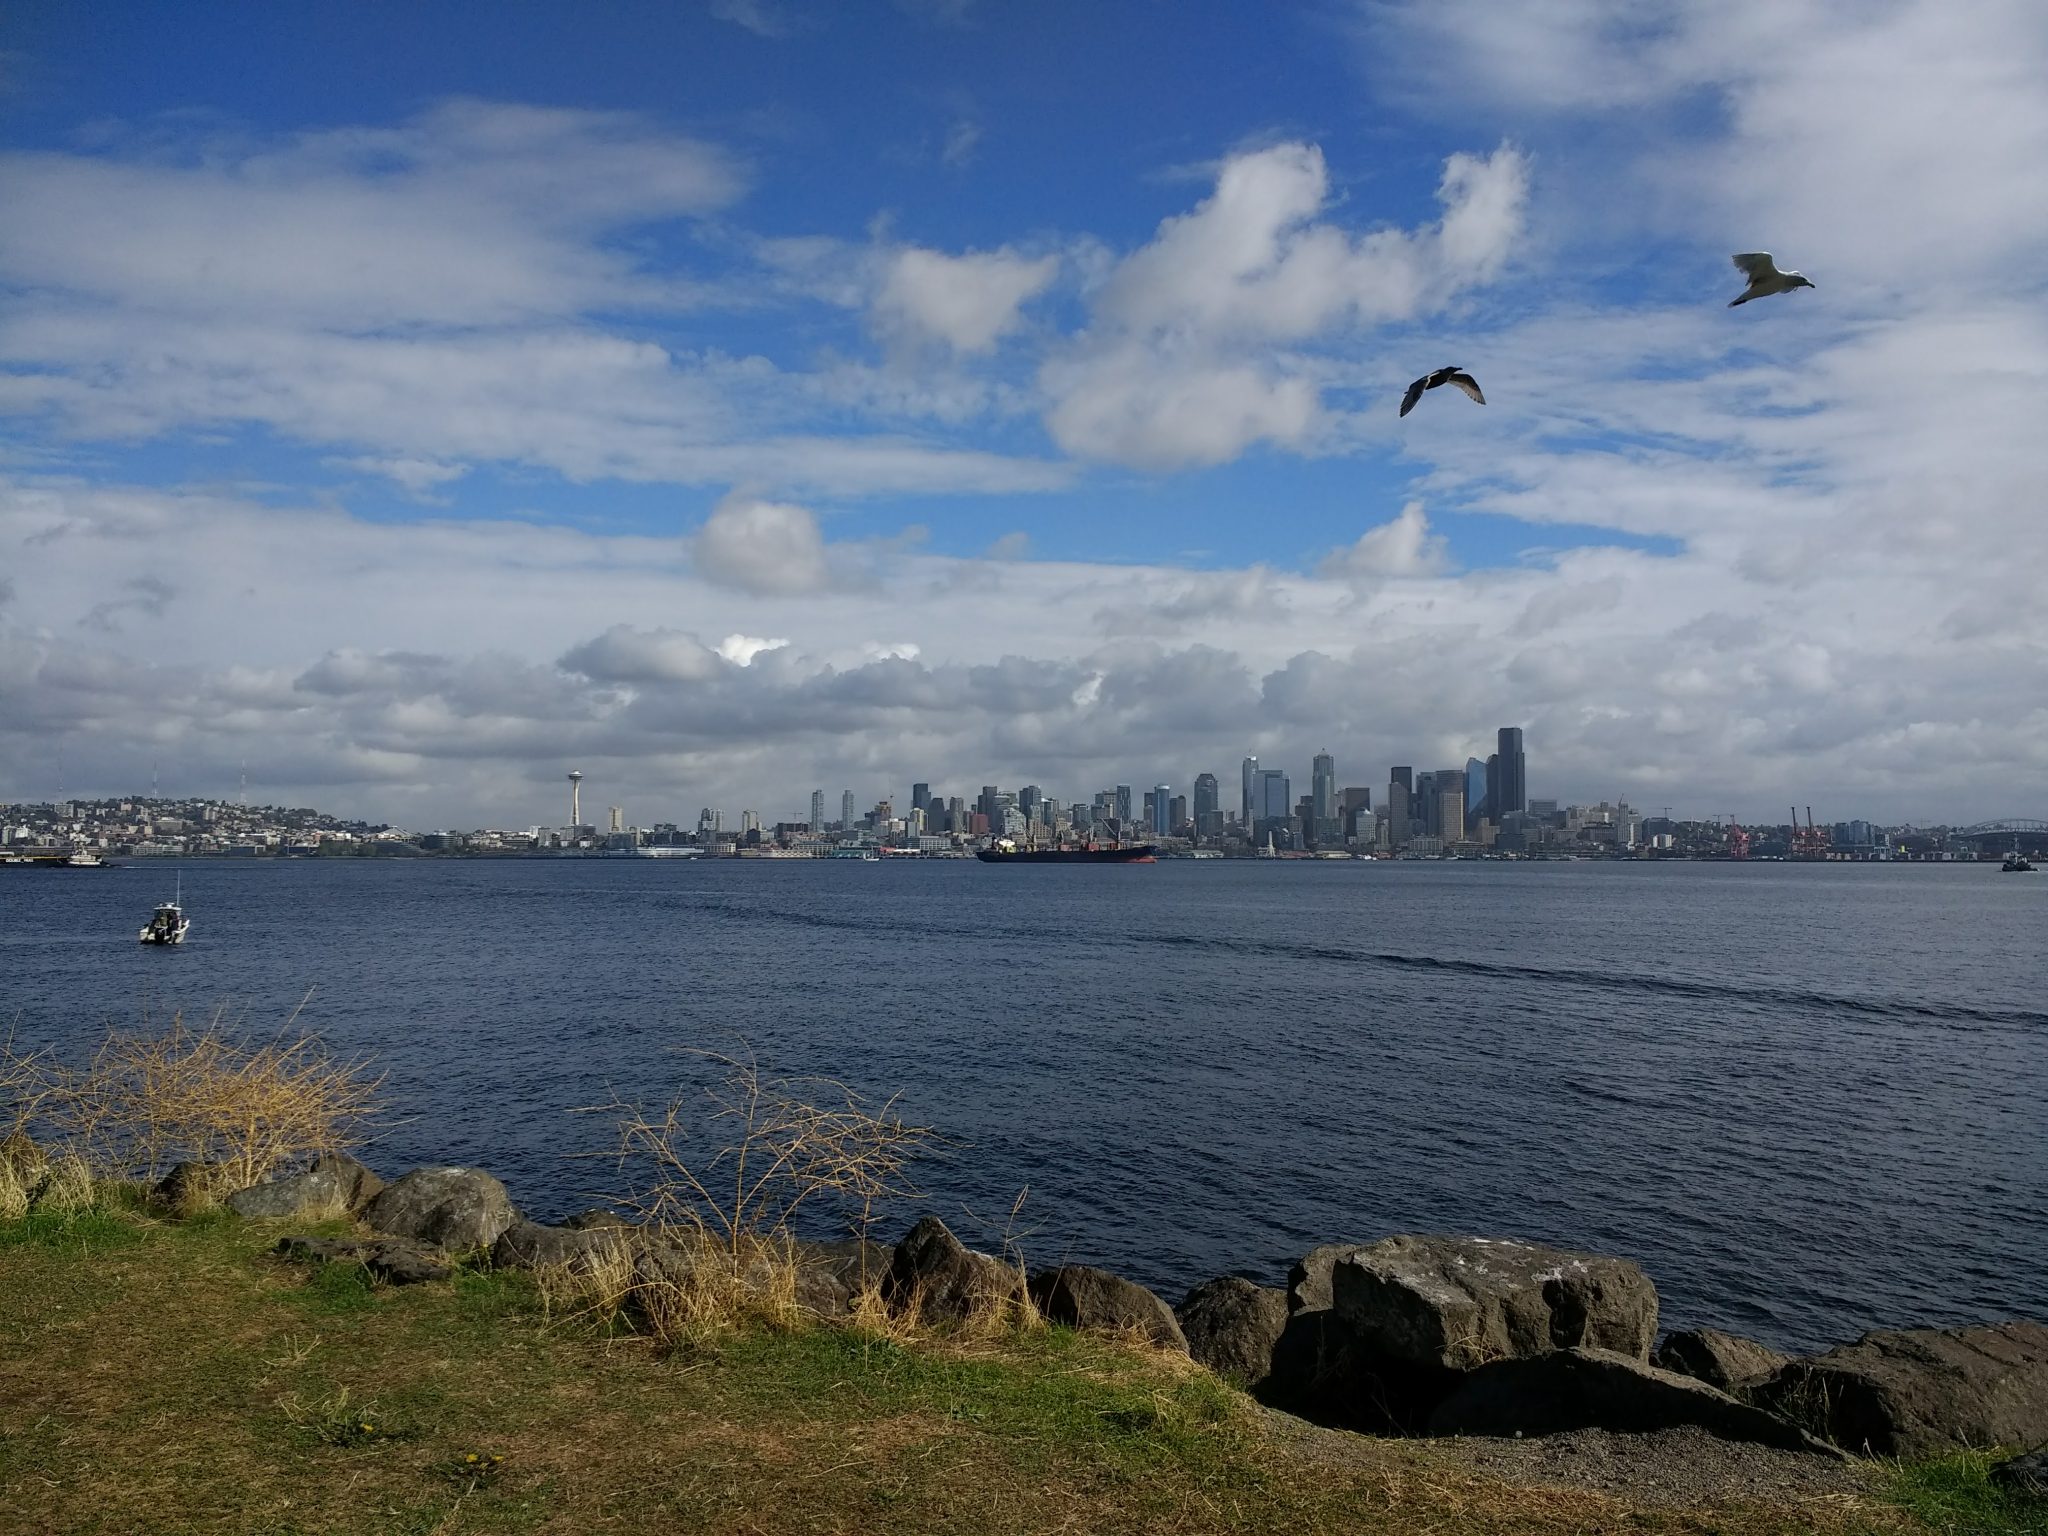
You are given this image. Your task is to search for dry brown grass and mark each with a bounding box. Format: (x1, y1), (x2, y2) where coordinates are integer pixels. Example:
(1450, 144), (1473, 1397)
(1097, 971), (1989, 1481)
(574, 1047), (942, 1346)
(17, 1008), (382, 1194)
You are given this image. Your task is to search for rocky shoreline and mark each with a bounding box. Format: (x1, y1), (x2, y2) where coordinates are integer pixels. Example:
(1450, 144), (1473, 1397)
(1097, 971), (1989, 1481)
(155, 1148), (2048, 1481)
(10, 1136), (2041, 1486)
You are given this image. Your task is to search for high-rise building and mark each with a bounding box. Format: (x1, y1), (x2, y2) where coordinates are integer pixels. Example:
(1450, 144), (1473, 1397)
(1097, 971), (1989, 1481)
(911, 783), (931, 815)
(1241, 756), (1258, 825)
(1387, 771), (1410, 851)
(1193, 773), (1219, 825)
(809, 790), (825, 834)
(1465, 758), (1488, 830)
(1436, 780), (1464, 846)
(1253, 769), (1291, 823)
(1414, 771), (1437, 837)
(979, 785), (1001, 827)
(1019, 785), (1042, 823)
(1115, 785), (1133, 827)
(1151, 784), (1171, 836)
(1169, 793), (1187, 830)
(1311, 751), (1336, 822)
(840, 789), (855, 830)
(1496, 727), (1527, 818)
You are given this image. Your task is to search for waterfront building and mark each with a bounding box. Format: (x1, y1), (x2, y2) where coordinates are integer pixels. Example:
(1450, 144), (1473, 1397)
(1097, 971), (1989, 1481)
(1169, 794), (1188, 831)
(841, 789), (855, 830)
(809, 790), (824, 835)
(1151, 784), (1171, 836)
(1312, 752), (1336, 823)
(1193, 773), (1219, 825)
(1241, 756), (1257, 825)
(1115, 785), (1134, 828)
(1436, 781), (1465, 847)
(1465, 757), (1488, 831)
(1496, 727), (1527, 818)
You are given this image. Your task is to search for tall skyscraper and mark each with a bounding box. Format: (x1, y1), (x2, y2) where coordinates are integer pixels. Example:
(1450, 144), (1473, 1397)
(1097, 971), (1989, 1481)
(1115, 785), (1133, 827)
(809, 790), (824, 834)
(1311, 751), (1336, 822)
(1192, 773), (1219, 823)
(979, 785), (1001, 827)
(1436, 779), (1465, 846)
(1496, 727), (1527, 818)
(911, 782), (931, 815)
(1241, 756), (1257, 824)
(1019, 785), (1042, 824)
(1387, 772), (1410, 851)
(840, 788), (855, 829)
(1254, 769), (1291, 823)
(1151, 784), (1171, 836)
(1464, 758), (1488, 829)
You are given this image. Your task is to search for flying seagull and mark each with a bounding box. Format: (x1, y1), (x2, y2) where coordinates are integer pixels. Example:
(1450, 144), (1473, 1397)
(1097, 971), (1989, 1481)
(1728, 252), (1814, 307)
(1400, 366), (1486, 418)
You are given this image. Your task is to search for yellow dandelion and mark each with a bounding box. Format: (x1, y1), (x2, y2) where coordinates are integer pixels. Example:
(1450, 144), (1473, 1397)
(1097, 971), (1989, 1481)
(360, 1423), (374, 1433)
(465, 1454), (478, 1463)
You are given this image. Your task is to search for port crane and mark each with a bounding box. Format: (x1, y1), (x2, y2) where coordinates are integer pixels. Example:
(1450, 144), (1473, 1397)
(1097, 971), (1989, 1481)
(1722, 814), (1750, 860)
(1790, 805), (1829, 859)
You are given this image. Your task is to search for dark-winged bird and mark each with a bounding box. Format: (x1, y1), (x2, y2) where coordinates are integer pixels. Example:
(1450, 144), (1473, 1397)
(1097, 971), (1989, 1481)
(1728, 252), (1814, 306)
(1399, 366), (1485, 418)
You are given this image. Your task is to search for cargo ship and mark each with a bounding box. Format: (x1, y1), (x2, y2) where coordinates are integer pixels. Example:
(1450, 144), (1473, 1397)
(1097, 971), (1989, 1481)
(976, 841), (1156, 864)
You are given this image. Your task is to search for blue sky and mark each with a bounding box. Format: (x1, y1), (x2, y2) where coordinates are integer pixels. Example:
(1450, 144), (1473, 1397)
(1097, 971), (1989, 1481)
(4, 1), (2047, 825)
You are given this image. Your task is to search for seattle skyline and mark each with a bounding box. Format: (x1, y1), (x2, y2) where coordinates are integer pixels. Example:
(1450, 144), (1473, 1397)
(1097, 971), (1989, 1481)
(4, 4), (2047, 827)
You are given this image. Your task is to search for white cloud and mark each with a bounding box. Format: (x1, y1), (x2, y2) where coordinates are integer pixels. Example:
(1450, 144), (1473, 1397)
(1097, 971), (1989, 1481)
(1319, 501), (1453, 581)
(941, 119), (982, 169)
(335, 456), (472, 500)
(870, 245), (1059, 355)
(562, 626), (723, 683)
(1041, 140), (1528, 468)
(717, 633), (792, 666)
(692, 493), (833, 595)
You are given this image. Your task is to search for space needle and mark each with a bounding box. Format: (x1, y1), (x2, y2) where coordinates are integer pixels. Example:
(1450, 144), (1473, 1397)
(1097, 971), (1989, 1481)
(567, 770), (584, 828)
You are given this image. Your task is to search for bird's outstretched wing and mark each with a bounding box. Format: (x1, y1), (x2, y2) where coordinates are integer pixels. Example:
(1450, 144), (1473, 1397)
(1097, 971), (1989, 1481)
(1731, 252), (1780, 281)
(1446, 371), (1485, 406)
(1399, 376), (1428, 417)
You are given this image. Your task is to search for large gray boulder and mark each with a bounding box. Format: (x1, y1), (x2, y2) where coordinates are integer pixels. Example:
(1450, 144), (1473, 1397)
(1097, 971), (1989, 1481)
(1029, 1265), (1188, 1352)
(490, 1218), (631, 1273)
(793, 1238), (893, 1319)
(1332, 1235), (1658, 1370)
(1655, 1327), (1790, 1395)
(1428, 1346), (1837, 1455)
(882, 1215), (1025, 1322)
(1754, 1321), (2048, 1459)
(276, 1233), (451, 1285)
(361, 1166), (517, 1254)
(226, 1154), (383, 1220)
(1178, 1277), (1289, 1387)
(1289, 1243), (1364, 1314)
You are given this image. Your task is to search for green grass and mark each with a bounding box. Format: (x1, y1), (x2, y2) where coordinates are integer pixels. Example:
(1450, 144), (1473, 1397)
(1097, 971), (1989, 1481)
(1888, 1453), (2048, 1536)
(0, 1204), (1952, 1535)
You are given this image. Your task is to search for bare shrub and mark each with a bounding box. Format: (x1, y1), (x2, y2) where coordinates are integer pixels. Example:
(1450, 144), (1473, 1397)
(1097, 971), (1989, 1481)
(35, 1010), (383, 1192)
(33, 1153), (95, 1214)
(0, 1159), (28, 1222)
(582, 1047), (939, 1343)
(1, 1024), (55, 1146)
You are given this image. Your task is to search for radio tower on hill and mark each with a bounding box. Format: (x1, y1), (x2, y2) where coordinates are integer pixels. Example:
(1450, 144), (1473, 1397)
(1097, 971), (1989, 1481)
(567, 770), (584, 828)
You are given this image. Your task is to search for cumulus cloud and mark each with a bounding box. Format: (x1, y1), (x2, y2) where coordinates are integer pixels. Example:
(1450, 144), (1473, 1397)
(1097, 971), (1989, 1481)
(1318, 502), (1452, 581)
(692, 493), (834, 595)
(1041, 140), (1528, 468)
(561, 625), (723, 683)
(870, 245), (1059, 355)
(717, 633), (792, 666)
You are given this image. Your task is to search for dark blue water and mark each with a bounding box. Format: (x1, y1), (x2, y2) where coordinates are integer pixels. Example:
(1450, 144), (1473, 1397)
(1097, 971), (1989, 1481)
(4, 858), (2043, 1353)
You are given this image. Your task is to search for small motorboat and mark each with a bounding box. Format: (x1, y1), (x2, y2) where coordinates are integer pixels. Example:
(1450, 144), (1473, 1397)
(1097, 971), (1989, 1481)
(140, 881), (191, 945)
(2002, 838), (2035, 873)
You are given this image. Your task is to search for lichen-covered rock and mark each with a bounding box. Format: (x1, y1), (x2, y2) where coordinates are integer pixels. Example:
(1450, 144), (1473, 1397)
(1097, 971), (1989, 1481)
(563, 1208), (635, 1231)
(1029, 1265), (1188, 1352)
(1428, 1346), (1837, 1455)
(1655, 1327), (1790, 1394)
(225, 1154), (383, 1220)
(1332, 1235), (1658, 1370)
(792, 1238), (892, 1318)
(490, 1218), (631, 1272)
(1755, 1321), (2048, 1459)
(361, 1166), (517, 1254)
(882, 1215), (1025, 1321)
(1289, 1243), (1367, 1314)
(1178, 1277), (1289, 1386)
(276, 1233), (451, 1285)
